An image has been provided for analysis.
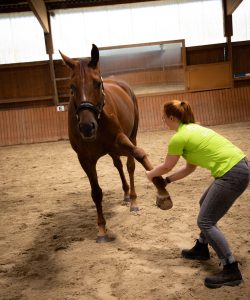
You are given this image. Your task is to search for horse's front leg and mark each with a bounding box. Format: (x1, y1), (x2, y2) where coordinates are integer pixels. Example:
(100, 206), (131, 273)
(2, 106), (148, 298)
(116, 134), (173, 210)
(109, 154), (130, 203)
(126, 155), (139, 212)
(78, 157), (110, 243)
(110, 153), (138, 212)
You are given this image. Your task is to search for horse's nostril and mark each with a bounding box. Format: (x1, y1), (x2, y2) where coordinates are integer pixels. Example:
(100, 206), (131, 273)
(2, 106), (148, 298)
(78, 123), (83, 132)
(79, 122), (95, 137)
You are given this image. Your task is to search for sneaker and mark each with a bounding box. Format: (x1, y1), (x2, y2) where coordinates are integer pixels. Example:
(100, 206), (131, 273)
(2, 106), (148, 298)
(181, 239), (210, 261)
(205, 261), (243, 289)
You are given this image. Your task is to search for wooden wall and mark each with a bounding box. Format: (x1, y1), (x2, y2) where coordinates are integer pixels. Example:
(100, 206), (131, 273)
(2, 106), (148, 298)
(0, 86), (249, 146)
(1, 41), (249, 108)
(0, 41), (250, 146)
(185, 62), (232, 91)
(113, 68), (185, 87)
(137, 86), (250, 131)
(0, 61), (53, 104)
(232, 41), (250, 74)
(0, 106), (68, 146)
(186, 43), (226, 65)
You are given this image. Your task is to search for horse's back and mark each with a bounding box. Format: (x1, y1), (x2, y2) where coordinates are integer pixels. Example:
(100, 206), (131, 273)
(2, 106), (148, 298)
(103, 79), (138, 138)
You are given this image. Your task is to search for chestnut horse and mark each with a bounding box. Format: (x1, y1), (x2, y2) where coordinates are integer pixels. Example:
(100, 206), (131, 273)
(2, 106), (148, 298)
(60, 44), (172, 243)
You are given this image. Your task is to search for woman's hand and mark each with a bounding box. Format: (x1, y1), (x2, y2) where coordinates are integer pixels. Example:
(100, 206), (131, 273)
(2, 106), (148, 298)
(145, 170), (153, 182)
(145, 155), (180, 182)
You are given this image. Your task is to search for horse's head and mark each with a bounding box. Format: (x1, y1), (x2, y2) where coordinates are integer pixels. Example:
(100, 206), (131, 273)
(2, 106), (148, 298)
(60, 44), (105, 141)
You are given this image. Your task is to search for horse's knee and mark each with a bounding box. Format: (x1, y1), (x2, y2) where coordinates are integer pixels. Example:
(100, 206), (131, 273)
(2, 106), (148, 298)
(133, 147), (147, 162)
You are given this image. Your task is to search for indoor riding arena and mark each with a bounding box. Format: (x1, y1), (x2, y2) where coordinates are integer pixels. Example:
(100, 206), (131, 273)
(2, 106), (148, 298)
(0, 1), (250, 300)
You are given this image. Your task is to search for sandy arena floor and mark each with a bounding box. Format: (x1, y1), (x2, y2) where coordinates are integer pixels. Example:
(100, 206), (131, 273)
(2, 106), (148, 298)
(0, 122), (250, 300)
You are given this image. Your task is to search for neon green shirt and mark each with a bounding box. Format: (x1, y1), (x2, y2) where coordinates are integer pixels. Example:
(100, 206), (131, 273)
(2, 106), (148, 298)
(168, 123), (245, 178)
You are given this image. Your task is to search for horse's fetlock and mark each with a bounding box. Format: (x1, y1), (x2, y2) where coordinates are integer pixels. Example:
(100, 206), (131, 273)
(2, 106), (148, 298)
(129, 192), (137, 200)
(152, 176), (166, 189)
(98, 220), (106, 227)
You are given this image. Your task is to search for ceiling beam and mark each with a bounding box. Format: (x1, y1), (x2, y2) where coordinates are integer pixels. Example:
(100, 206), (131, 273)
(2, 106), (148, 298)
(27, 0), (49, 33)
(226, 0), (243, 15)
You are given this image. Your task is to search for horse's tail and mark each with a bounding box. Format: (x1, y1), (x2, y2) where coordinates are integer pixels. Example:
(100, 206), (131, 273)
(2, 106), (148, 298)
(129, 88), (139, 143)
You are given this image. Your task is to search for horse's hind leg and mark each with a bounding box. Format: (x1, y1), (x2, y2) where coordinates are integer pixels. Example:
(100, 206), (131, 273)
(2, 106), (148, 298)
(110, 154), (130, 203)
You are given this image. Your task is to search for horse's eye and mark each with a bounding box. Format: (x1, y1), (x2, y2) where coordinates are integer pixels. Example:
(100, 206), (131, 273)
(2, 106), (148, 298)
(93, 80), (101, 90)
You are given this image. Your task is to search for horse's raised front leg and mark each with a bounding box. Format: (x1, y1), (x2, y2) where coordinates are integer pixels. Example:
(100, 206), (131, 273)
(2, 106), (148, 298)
(78, 156), (111, 243)
(116, 133), (173, 210)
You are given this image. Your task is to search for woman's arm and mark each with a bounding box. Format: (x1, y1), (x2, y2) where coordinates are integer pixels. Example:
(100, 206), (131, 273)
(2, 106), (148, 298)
(146, 154), (197, 182)
(167, 162), (197, 183)
(146, 155), (180, 181)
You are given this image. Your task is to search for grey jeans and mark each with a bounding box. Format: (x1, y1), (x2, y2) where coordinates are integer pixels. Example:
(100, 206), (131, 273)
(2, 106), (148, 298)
(198, 158), (250, 264)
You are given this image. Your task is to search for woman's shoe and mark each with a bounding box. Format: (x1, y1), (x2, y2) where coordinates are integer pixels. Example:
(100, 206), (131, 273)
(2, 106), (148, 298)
(204, 261), (243, 288)
(181, 239), (210, 260)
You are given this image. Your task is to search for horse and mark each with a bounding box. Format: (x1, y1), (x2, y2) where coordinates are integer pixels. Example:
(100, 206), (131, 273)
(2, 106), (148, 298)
(60, 44), (172, 243)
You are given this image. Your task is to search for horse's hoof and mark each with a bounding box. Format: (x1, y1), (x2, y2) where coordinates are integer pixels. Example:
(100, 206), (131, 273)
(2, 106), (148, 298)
(123, 195), (130, 203)
(156, 194), (173, 210)
(96, 235), (113, 243)
(96, 234), (111, 243)
(130, 206), (139, 212)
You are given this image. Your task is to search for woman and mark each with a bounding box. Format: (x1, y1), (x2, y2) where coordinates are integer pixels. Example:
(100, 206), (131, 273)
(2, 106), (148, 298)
(146, 100), (249, 289)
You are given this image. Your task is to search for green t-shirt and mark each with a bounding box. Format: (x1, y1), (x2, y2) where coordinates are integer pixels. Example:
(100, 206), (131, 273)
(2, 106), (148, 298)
(168, 123), (245, 178)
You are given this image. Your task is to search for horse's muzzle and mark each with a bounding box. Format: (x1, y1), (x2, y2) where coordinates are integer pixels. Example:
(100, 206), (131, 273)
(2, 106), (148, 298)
(79, 122), (96, 139)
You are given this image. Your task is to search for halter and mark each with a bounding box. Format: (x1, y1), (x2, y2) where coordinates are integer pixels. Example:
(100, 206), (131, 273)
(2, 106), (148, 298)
(75, 78), (105, 121)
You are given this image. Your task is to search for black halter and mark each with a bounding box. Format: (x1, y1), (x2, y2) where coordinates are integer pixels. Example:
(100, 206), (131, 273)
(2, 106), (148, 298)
(75, 79), (105, 121)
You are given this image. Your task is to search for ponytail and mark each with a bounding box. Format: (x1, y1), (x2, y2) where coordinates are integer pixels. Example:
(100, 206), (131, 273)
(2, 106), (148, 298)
(163, 100), (195, 124)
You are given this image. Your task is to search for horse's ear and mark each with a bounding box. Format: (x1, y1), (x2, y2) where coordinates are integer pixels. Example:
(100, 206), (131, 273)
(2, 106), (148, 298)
(59, 50), (76, 69)
(88, 44), (99, 69)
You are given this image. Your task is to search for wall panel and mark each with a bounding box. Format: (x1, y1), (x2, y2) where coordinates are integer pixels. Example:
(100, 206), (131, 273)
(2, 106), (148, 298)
(0, 62), (53, 102)
(186, 62), (232, 91)
(137, 86), (250, 131)
(0, 107), (68, 146)
(0, 87), (250, 146)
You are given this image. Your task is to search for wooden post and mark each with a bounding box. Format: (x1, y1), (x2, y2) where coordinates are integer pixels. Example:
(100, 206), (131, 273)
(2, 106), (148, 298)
(28, 0), (49, 33)
(226, 0), (243, 15)
(222, 0), (234, 87)
(44, 13), (59, 106)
